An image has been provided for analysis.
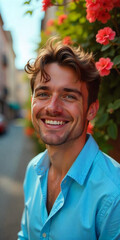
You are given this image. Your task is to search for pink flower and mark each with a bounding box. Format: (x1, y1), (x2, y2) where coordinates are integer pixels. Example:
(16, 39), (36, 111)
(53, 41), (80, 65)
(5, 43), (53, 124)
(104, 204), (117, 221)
(96, 27), (116, 45)
(86, 0), (112, 24)
(63, 36), (73, 45)
(96, 58), (113, 76)
(86, 9), (98, 23)
(58, 14), (67, 25)
(100, 0), (114, 11)
(47, 19), (54, 26)
(87, 122), (94, 135)
(42, 0), (53, 11)
(97, 10), (111, 23)
(86, 0), (100, 11)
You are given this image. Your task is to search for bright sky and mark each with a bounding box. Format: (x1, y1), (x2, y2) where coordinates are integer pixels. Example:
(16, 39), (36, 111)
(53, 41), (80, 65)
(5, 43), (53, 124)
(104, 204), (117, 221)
(0, 0), (44, 69)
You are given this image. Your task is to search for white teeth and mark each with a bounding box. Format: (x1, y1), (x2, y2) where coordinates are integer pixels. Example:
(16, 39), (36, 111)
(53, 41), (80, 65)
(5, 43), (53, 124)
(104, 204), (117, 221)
(45, 120), (65, 125)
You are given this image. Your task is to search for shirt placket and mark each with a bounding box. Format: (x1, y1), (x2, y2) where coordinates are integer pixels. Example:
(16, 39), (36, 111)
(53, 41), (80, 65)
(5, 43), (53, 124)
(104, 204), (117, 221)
(39, 176), (72, 239)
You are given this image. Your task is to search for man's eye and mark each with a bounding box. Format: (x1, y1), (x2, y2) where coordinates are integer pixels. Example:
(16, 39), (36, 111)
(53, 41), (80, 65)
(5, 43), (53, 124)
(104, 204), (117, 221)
(64, 94), (77, 100)
(36, 92), (49, 98)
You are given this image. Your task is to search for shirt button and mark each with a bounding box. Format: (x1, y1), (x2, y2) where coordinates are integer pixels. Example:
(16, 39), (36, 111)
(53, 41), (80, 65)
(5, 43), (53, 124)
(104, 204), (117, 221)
(42, 233), (47, 238)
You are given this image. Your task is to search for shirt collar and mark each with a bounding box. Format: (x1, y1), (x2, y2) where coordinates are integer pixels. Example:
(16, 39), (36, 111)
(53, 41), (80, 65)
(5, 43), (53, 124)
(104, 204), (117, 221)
(34, 150), (50, 176)
(34, 134), (99, 184)
(67, 134), (99, 185)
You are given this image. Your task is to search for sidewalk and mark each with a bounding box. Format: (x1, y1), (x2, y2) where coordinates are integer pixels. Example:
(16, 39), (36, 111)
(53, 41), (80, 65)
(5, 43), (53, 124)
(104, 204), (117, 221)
(0, 120), (36, 240)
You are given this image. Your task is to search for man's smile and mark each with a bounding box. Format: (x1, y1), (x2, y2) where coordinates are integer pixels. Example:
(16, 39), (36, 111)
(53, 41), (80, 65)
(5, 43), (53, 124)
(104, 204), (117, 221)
(40, 119), (69, 128)
(45, 119), (66, 125)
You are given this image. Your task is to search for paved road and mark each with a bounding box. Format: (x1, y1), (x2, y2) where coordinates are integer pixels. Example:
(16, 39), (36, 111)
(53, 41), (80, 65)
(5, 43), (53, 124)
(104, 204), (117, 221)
(0, 121), (36, 240)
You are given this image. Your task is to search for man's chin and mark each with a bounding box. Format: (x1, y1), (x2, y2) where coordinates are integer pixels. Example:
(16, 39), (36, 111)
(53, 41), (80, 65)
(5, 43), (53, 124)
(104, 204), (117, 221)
(41, 136), (67, 146)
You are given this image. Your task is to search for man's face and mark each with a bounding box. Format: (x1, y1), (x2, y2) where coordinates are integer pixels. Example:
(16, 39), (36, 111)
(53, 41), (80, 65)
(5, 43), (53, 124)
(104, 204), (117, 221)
(31, 63), (95, 146)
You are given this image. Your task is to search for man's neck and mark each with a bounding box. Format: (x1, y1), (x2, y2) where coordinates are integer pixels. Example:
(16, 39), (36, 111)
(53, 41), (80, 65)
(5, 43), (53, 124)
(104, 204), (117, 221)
(46, 134), (87, 214)
(47, 135), (86, 178)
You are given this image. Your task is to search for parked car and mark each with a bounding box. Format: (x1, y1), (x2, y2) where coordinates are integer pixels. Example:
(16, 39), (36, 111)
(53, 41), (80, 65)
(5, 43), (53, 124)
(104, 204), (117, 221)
(0, 114), (7, 134)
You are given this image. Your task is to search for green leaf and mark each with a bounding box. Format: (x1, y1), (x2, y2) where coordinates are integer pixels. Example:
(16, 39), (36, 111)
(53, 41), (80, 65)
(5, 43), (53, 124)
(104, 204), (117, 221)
(95, 113), (108, 127)
(69, 13), (80, 22)
(25, 10), (33, 15)
(107, 121), (118, 140)
(114, 99), (120, 110)
(108, 103), (114, 110)
(113, 55), (120, 65)
(24, 0), (31, 4)
(112, 37), (118, 43)
(101, 44), (111, 52)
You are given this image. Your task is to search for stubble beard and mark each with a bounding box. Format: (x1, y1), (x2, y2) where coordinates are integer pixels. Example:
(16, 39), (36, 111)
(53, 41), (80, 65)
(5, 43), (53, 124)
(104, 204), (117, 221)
(38, 120), (86, 147)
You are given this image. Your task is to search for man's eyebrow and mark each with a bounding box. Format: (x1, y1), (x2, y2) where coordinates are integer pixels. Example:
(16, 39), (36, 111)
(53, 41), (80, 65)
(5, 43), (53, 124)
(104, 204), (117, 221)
(63, 88), (82, 96)
(34, 86), (49, 93)
(34, 86), (82, 96)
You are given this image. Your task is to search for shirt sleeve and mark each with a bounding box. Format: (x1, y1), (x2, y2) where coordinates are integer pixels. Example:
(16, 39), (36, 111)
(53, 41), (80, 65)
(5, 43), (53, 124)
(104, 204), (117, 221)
(17, 208), (28, 240)
(98, 194), (120, 240)
(17, 163), (31, 240)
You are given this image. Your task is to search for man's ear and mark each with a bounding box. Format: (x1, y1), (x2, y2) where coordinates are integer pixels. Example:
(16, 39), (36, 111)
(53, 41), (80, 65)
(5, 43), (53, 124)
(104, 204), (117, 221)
(87, 100), (99, 121)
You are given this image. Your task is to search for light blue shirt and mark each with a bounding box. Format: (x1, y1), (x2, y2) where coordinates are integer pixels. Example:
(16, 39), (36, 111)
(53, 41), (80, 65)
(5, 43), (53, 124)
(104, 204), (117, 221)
(18, 135), (120, 240)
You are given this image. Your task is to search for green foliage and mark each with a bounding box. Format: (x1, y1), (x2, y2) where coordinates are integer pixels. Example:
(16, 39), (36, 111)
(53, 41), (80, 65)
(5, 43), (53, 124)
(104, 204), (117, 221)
(113, 55), (120, 65)
(24, 0), (32, 4)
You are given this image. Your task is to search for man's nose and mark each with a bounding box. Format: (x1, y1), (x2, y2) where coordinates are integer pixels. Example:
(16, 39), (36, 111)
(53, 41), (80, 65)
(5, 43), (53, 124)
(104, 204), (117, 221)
(45, 95), (63, 116)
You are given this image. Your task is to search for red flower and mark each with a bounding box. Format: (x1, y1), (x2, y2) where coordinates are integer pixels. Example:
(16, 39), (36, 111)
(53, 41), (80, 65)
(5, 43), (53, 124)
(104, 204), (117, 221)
(42, 0), (53, 11)
(113, 0), (120, 7)
(45, 30), (51, 35)
(96, 27), (116, 45)
(25, 127), (35, 136)
(100, 0), (113, 11)
(86, 0), (100, 11)
(86, 9), (98, 23)
(97, 10), (111, 23)
(87, 122), (94, 135)
(96, 58), (113, 76)
(47, 19), (54, 26)
(86, 0), (112, 24)
(58, 14), (67, 25)
(63, 36), (73, 45)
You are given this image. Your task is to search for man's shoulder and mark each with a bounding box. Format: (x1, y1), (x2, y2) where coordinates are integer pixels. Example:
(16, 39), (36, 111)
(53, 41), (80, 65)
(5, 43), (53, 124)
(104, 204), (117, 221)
(95, 150), (120, 190)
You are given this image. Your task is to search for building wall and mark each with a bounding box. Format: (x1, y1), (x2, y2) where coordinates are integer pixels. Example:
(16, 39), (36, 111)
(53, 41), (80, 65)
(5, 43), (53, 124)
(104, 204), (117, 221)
(0, 14), (17, 118)
(0, 15), (7, 102)
(16, 69), (30, 107)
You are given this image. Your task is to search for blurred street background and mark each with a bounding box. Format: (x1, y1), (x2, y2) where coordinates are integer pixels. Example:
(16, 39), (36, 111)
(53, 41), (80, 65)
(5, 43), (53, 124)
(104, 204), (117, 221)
(0, 120), (36, 240)
(0, 1), (44, 239)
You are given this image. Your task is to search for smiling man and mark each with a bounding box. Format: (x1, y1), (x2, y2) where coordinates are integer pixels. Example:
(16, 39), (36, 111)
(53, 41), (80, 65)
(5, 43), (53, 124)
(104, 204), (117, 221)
(18, 38), (120, 240)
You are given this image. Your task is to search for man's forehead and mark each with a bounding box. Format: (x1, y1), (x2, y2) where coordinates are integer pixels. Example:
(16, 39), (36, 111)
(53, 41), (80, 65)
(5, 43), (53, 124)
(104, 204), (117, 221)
(33, 63), (87, 94)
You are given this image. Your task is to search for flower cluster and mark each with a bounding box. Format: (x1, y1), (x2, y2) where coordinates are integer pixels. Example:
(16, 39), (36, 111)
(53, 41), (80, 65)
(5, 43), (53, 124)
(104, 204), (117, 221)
(63, 36), (73, 45)
(42, 0), (53, 11)
(25, 127), (35, 136)
(47, 19), (54, 27)
(96, 58), (113, 76)
(86, 0), (120, 23)
(96, 27), (116, 45)
(87, 122), (94, 135)
(58, 14), (67, 25)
